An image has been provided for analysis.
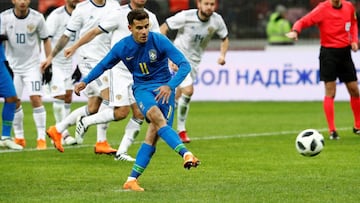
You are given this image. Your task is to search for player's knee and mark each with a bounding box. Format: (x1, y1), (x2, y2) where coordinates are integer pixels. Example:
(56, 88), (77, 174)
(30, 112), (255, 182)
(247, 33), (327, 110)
(113, 106), (130, 121)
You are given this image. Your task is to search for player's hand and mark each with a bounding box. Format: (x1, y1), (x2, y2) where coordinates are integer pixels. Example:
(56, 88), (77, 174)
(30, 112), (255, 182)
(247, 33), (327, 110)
(64, 46), (76, 58)
(351, 42), (358, 52)
(285, 31), (298, 41)
(42, 64), (52, 85)
(217, 56), (226, 65)
(40, 56), (53, 73)
(74, 81), (86, 96)
(154, 85), (171, 104)
(71, 65), (82, 84)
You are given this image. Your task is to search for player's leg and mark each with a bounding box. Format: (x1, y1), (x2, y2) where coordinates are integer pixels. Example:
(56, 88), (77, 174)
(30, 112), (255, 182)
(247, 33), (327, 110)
(25, 69), (47, 149)
(114, 79), (144, 161)
(345, 81), (360, 133)
(0, 66), (22, 150)
(49, 65), (77, 145)
(177, 83), (193, 143)
(12, 73), (25, 146)
(323, 81), (337, 139)
(123, 124), (158, 191)
(115, 103), (143, 161)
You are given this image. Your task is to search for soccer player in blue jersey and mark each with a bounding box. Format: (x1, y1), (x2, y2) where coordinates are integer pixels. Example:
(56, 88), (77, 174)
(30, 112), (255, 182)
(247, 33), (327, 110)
(74, 9), (200, 191)
(0, 35), (22, 150)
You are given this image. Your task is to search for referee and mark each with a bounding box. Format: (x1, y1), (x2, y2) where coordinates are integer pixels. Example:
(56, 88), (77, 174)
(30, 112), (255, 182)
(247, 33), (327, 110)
(286, 0), (360, 140)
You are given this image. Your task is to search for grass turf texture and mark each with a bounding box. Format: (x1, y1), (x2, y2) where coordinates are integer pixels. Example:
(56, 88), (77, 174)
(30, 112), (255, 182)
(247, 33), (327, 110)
(1, 101), (360, 202)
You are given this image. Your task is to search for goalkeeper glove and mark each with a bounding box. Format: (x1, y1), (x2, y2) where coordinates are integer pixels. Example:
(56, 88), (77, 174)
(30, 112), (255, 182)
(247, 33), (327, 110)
(71, 65), (82, 84)
(4, 61), (13, 79)
(42, 64), (52, 85)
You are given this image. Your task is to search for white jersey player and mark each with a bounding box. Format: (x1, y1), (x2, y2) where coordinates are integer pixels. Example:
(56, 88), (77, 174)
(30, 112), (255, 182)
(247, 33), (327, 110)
(160, 0), (229, 143)
(0, 0), (52, 150)
(45, 0), (80, 145)
(64, 0), (160, 161)
(44, 0), (120, 154)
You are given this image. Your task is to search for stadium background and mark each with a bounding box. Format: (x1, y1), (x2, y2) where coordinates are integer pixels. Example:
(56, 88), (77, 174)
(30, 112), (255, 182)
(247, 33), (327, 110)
(1, 0), (360, 101)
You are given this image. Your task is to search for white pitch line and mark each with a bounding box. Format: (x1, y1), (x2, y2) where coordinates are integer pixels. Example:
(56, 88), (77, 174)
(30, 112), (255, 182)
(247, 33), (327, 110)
(0, 127), (351, 154)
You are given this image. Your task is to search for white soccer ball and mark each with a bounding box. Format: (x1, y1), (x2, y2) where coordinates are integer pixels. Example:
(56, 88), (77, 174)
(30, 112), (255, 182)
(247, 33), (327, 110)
(295, 129), (324, 157)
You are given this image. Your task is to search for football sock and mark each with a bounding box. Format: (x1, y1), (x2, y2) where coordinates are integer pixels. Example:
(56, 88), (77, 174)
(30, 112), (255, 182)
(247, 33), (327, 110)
(130, 143), (156, 178)
(96, 100), (111, 142)
(52, 99), (65, 124)
(116, 117), (143, 155)
(323, 96), (335, 132)
(177, 94), (191, 131)
(82, 107), (114, 128)
(33, 106), (46, 140)
(65, 103), (71, 116)
(157, 125), (188, 156)
(62, 103), (72, 138)
(13, 106), (24, 139)
(2, 101), (16, 137)
(350, 96), (360, 128)
(56, 105), (88, 133)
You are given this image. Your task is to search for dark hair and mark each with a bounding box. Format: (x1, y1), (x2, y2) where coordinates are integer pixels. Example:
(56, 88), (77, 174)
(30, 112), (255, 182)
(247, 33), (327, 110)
(127, 9), (149, 25)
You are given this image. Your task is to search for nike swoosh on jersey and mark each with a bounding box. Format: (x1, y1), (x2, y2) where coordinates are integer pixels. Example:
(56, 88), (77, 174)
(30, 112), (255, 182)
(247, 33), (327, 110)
(126, 56), (134, 61)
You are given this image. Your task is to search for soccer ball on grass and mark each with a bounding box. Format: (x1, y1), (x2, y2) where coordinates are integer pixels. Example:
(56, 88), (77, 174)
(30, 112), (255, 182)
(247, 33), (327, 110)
(295, 129), (324, 157)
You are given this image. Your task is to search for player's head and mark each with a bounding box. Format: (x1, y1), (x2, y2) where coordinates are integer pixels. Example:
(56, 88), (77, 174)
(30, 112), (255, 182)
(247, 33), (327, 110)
(330, 0), (341, 8)
(130, 0), (147, 9)
(197, 0), (216, 19)
(128, 9), (150, 44)
(12, 0), (30, 12)
(66, 0), (81, 10)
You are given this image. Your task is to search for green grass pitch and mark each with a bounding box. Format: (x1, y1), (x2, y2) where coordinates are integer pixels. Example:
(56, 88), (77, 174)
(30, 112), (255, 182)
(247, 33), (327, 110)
(1, 101), (360, 202)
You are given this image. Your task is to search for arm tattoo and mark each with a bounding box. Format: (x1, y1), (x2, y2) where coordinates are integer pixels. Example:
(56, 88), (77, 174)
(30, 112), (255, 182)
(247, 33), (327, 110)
(51, 35), (69, 57)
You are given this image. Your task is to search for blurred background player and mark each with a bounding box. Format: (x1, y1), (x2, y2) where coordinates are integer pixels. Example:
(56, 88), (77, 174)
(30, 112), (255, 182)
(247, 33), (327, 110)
(45, 0), (80, 146)
(160, 0), (229, 143)
(42, 0), (120, 153)
(286, 0), (360, 140)
(74, 9), (200, 191)
(266, 4), (293, 45)
(64, 0), (160, 161)
(0, 34), (22, 150)
(0, 0), (51, 150)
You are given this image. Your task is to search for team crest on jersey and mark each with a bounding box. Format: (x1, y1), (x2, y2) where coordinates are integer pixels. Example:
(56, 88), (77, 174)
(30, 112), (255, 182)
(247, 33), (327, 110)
(149, 49), (157, 62)
(115, 95), (122, 101)
(208, 27), (215, 34)
(27, 24), (36, 33)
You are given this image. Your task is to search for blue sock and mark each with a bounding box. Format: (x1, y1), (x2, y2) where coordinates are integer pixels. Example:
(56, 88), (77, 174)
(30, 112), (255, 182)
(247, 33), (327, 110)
(2, 102), (16, 137)
(157, 126), (188, 157)
(130, 143), (156, 178)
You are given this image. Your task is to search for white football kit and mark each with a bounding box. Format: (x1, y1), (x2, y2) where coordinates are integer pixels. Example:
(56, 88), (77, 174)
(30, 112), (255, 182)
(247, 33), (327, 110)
(46, 6), (78, 97)
(165, 9), (228, 87)
(97, 4), (160, 107)
(0, 8), (48, 97)
(64, 0), (120, 98)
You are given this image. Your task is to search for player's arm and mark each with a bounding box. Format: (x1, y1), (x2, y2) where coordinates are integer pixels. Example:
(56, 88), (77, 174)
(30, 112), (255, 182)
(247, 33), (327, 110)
(41, 38), (52, 72)
(218, 37), (229, 65)
(159, 23), (169, 35)
(64, 27), (103, 58)
(74, 45), (122, 96)
(40, 34), (70, 70)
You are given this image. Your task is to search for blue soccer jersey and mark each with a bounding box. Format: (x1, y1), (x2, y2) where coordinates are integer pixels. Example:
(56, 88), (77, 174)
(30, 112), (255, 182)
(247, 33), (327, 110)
(0, 42), (16, 98)
(82, 32), (191, 121)
(83, 32), (190, 90)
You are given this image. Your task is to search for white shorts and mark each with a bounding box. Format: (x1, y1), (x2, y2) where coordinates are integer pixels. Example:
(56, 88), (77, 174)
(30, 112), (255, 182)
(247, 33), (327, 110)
(13, 66), (43, 98)
(108, 65), (135, 107)
(48, 64), (73, 97)
(78, 61), (109, 98)
(179, 61), (199, 88)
